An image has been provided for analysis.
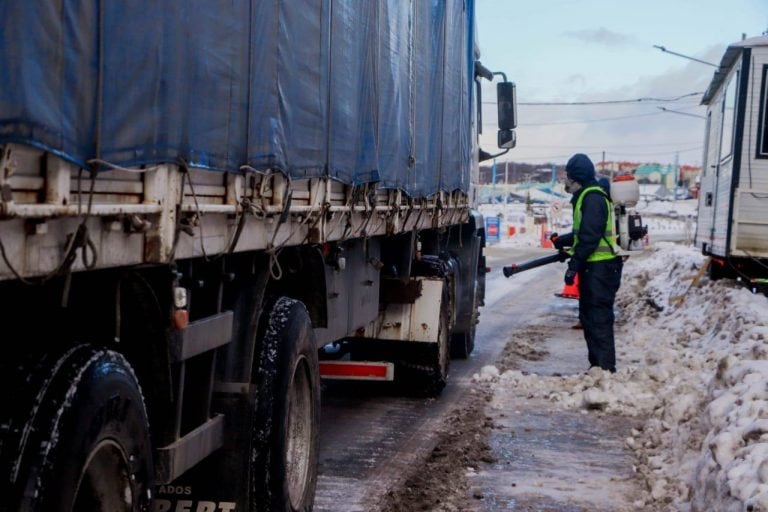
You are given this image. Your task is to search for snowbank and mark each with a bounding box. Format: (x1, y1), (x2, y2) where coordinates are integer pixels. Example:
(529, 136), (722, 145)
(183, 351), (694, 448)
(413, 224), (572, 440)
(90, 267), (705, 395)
(475, 242), (768, 510)
(636, 198), (699, 217)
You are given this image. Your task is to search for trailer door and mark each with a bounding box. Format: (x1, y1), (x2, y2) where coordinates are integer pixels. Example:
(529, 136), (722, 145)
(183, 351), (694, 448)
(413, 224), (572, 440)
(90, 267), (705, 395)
(709, 71), (739, 256)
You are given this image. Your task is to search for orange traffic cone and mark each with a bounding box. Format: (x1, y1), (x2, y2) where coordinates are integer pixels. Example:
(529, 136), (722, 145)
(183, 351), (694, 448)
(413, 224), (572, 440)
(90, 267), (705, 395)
(555, 272), (579, 299)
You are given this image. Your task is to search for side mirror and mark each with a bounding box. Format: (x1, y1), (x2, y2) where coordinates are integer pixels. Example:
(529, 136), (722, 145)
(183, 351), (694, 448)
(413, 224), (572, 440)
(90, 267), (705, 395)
(498, 129), (516, 149)
(497, 82), (517, 130)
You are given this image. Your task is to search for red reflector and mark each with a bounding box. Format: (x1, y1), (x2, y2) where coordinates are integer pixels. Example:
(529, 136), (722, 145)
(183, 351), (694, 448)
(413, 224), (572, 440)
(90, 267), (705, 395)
(173, 309), (189, 330)
(613, 174), (635, 182)
(319, 361), (394, 381)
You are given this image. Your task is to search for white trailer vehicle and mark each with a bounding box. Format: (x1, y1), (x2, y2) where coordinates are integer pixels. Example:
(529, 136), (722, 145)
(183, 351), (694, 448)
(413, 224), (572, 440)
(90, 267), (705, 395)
(0, 1), (516, 511)
(696, 35), (768, 286)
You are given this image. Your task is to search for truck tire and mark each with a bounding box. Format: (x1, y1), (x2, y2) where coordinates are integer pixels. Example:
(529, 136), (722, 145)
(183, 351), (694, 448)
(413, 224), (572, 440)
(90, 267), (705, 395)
(450, 327), (475, 359)
(707, 258), (734, 281)
(9, 345), (153, 512)
(397, 283), (450, 397)
(252, 297), (320, 512)
(450, 281), (479, 359)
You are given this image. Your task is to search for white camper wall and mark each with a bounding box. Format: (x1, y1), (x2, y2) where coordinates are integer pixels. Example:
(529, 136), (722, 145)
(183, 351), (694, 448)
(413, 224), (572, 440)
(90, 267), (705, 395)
(695, 66), (732, 256)
(732, 45), (768, 257)
(695, 98), (720, 252)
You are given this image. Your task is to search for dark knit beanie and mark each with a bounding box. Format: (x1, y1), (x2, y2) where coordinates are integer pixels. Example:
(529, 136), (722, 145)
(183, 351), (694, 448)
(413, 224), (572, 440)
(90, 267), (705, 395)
(565, 153), (596, 184)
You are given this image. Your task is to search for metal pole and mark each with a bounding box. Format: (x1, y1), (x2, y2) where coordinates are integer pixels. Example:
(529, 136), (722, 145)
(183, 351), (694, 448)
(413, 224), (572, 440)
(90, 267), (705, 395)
(674, 152), (679, 201)
(491, 159), (497, 201)
(504, 161), (509, 203)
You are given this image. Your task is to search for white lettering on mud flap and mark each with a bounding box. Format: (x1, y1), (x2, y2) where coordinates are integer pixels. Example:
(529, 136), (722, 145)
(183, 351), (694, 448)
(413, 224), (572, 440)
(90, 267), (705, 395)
(153, 499), (237, 512)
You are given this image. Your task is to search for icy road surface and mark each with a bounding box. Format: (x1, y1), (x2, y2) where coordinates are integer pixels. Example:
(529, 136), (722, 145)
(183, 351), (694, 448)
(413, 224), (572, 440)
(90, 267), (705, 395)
(317, 241), (768, 511)
(315, 245), (643, 511)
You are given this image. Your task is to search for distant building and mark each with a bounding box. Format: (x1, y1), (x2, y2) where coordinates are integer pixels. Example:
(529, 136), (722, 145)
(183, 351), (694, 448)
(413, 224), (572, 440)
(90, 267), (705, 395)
(634, 163), (671, 187)
(597, 160), (640, 174)
(678, 165), (702, 188)
(480, 160), (701, 190)
(634, 163), (701, 192)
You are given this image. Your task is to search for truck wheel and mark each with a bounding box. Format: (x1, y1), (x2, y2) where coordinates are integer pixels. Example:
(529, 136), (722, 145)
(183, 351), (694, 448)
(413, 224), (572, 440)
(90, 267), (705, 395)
(252, 297), (320, 512)
(397, 284), (450, 397)
(707, 258), (734, 281)
(450, 328), (475, 359)
(10, 345), (153, 512)
(450, 283), (479, 359)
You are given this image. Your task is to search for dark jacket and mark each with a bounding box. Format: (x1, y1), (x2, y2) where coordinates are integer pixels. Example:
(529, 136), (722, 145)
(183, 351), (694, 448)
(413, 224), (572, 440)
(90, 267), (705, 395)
(561, 181), (610, 272)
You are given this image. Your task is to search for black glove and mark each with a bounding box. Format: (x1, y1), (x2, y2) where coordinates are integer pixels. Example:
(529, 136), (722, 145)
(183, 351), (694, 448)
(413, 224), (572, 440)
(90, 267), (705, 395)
(564, 268), (577, 285)
(551, 233), (566, 250)
(557, 250), (569, 262)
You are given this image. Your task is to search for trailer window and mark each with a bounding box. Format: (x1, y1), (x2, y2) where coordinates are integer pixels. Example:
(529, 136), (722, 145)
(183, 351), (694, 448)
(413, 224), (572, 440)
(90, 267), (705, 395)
(720, 73), (738, 161)
(758, 65), (768, 158)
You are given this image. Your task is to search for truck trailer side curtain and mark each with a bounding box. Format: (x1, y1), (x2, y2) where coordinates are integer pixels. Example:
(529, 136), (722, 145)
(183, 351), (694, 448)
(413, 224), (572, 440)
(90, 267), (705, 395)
(0, 0), (473, 198)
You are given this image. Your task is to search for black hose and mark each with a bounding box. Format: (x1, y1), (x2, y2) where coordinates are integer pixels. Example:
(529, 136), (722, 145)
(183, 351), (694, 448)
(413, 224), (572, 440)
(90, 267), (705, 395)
(503, 251), (568, 278)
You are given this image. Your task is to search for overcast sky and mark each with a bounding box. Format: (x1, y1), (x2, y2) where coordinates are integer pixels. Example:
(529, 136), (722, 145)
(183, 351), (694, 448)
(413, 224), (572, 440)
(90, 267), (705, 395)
(475, 0), (768, 167)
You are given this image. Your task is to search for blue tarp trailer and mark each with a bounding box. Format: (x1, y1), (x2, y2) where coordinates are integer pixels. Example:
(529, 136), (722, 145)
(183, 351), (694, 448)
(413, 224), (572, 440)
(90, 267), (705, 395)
(0, 0), (474, 197)
(0, 2), (515, 510)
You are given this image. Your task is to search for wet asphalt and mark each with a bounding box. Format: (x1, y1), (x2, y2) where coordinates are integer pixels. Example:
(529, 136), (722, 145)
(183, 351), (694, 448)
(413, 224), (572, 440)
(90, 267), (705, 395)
(314, 245), (557, 511)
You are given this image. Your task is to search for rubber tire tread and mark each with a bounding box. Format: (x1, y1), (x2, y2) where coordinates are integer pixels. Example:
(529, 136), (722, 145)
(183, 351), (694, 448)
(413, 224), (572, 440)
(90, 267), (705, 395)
(251, 297), (320, 512)
(396, 284), (450, 397)
(8, 345), (153, 512)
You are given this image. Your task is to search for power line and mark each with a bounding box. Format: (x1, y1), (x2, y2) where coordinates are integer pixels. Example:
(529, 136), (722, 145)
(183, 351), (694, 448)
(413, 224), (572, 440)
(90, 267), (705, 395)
(657, 106), (706, 119)
(501, 146), (703, 162)
(519, 110), (665, 126)
(653, 45), (718, 67)
(481, 102), (704, 127)
(481, 91), (703, 106)
(517, 101), (701, 109)
(518, 141), (702, 149)
(612, 146), (702, 157)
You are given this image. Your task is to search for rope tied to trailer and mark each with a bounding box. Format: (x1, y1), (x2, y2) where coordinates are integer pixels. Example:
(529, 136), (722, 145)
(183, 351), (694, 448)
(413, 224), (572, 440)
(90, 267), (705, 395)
(86, 158), (164, 174)
(176, 158), (213, 262)
(0, 166), (98, 301)
(239, 165), (293, 280)
(350, 183), (376, 239)
(338, 184), (357, 242)
(175, 159), (254, 261)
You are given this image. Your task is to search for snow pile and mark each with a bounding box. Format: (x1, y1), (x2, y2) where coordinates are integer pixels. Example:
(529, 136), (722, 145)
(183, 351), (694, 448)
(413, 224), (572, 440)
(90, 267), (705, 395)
(479, 365), (669, 416)
(692, 356), (768, 511)
(477, 242), (768, 510)
(636, 198), (699, 217)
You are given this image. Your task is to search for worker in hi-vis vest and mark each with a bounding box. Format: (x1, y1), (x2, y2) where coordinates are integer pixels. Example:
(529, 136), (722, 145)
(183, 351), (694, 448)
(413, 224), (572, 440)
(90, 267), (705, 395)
(551, 153), (623, 373)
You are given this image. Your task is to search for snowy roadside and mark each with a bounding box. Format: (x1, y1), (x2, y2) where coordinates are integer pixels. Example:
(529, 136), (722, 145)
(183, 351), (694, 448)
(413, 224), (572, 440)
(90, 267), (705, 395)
(475, 242), (768, 511)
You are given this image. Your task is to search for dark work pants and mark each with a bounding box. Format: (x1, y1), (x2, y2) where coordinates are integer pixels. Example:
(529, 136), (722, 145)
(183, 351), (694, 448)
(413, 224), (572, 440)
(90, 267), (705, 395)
(578, 257), (623, 372)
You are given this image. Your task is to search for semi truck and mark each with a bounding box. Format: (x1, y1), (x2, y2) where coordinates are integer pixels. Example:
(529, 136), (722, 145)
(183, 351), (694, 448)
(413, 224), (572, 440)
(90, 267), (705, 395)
(695, 35), (768, 286)
(0, 1), (515, 511)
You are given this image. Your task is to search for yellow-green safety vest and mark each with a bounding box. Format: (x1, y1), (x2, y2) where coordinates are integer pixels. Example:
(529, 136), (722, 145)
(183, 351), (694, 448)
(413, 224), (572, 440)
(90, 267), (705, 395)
(572, 185), (617, 262)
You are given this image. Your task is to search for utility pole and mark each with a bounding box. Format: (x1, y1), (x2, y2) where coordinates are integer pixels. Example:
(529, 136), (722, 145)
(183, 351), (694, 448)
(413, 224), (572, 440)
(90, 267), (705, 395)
(504, 161), (509, 203)
(673, 152), (679, 201)
(491, 159), (497, 202)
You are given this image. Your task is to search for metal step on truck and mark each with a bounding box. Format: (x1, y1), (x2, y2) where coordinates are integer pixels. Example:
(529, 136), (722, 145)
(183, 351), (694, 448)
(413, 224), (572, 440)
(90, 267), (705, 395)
(0, 1), (516, 511)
